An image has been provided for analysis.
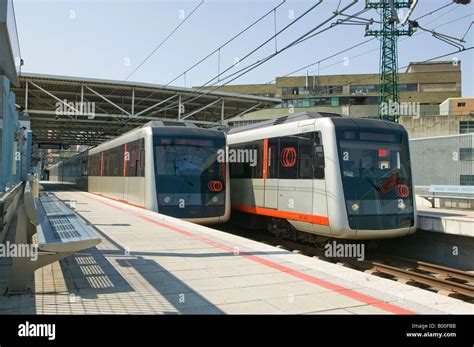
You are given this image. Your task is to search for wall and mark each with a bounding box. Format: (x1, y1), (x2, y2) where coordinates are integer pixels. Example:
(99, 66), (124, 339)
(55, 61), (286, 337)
(0, 75), (22, 193)
(400, 115), (472, 139)
(410, 134), (474, 186)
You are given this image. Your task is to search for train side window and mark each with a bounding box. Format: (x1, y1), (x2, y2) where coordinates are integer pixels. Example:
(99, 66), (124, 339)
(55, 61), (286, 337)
(103, 151), (109, 176)
(252, 141), (263, 179)
(126, 140), (138, 177)
(87, 154), (95, 176)
(116, 146), (124, 176)
(110, 147), (116, 176)
(96, 153), (101, 176)
(229, 142), (262, 179)
(267, 138), (279, 179)
(82, 157), (88, 176)
(229, 145), (244, 178)
(279, 136), (298, 179)
(137, 139), (145, 177)
(313, 131), (325, 179)
(298, 133), (313, 179)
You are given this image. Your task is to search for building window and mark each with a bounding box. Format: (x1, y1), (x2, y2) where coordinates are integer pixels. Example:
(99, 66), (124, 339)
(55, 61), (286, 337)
(305, 85), (343, 95)
(399, 84), (418, 92)
(460, 175), (474, 186)
(298, 87), (309, 95)
(460, 148), (474, 161)
(350, 85), (378, 94)
(460, 121), (474, 134)
(420, 83), (457, 92)
(458, 102), (466, 107)
(282, 88), (294, 95)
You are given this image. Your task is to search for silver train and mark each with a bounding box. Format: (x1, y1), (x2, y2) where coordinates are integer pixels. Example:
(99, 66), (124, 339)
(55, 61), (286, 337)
(48, 121), (230, 225)
(227, 112), (417, 240)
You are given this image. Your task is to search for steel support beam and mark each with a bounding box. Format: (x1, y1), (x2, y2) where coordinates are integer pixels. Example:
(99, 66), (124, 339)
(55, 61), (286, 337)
(181, 99), (222, 120)
(84, 85), (132, 117)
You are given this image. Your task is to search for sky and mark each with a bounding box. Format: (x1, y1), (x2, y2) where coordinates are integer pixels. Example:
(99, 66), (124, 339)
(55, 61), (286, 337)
(12, 0), (474, 96)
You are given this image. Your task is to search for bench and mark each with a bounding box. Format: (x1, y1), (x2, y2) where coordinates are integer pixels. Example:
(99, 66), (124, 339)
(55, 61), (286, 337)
(6, 179), (102, 294)
(419, 185), (474, 208)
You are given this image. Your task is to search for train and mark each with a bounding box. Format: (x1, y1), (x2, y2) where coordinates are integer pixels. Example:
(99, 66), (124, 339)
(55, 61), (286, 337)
(227, 111), (417, 240)
(48, 120), (230, 225)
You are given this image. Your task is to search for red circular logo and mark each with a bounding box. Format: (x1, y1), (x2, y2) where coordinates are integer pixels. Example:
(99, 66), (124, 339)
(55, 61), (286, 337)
(208, 180), (223, 192)
(396, 184), (409, 198)
(281, 147), (297, 168)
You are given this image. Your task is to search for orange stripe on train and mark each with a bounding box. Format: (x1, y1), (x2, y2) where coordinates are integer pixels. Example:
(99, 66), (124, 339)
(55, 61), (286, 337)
(232, 204), (330, 226)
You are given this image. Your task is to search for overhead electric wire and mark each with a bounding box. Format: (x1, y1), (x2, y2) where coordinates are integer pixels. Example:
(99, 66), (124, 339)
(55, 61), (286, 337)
(101, 0), (206, 111)
(115, 0), (333, 130)
(273, 9), (472, 97)
(153, 0), (363, 119)
(124, 0), (205, 82)
(174, 1), (472, 120)
(164, 0), (287, 87)
(413, 2), (454, 21)
(130, 0), (317, 112)
(118, 0), (471, 129)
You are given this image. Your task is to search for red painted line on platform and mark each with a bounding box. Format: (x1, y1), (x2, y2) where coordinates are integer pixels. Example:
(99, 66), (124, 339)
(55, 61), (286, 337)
(87, 191), (146, 209)
(81, 191), (415, 315)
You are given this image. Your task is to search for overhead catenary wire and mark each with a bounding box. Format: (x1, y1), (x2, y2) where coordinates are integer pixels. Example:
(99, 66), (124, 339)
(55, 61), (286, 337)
(100, 0), (206, 113)
(164, 0), (287, 87)
(150, 0), (364, 120)
(124, 0), (205, 82)
(115, 0), (333, 130)
(118, 1), (471, 129)
(266, 1), (466, 90)
(130, 0), (293, 112)
(271, 10), (472, 98)
(150, 2), (472, 120)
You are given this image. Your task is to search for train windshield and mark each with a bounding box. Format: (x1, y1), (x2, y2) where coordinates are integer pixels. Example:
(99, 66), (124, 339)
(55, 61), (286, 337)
(336, 130), (414, 230)
(153, 133), (226, 218)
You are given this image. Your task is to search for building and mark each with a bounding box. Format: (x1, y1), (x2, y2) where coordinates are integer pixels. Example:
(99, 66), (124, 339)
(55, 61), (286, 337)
(410, 133), (474, 186)
(205, 61), (461, 123)
(440, 97), (474, 116)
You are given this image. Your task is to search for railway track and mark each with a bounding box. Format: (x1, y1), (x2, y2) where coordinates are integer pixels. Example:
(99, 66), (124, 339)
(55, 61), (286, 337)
(217, 224), (474, 303)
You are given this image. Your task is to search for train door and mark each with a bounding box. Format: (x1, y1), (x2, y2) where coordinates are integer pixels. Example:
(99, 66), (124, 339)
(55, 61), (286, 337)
(264, 138), (278, 209)
(277, 132), (314, 232)
(311, 131), (330, 234)
(121, 144), (127, 202)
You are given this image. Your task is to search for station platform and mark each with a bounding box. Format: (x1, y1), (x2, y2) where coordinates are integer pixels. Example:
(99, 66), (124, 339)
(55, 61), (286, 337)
(416, 200), (474, 237)
(0, 183), (472, 315)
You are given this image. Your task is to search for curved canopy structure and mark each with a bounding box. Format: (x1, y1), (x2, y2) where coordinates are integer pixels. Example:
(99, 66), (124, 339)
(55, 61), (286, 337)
(13, 73), (280, 146)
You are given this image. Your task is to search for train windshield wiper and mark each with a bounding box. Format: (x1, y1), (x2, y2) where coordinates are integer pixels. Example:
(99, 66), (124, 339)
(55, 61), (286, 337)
(364, 176), (383, 192)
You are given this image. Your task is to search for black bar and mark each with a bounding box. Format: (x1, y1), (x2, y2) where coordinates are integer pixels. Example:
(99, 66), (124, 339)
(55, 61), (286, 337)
(0, 314), (472, 345)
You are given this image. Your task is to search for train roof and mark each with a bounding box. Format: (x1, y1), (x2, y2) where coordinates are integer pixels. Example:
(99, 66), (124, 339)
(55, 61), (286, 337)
(227, 111), (406, 134)
(141, 120), (198, 129)
(227, 112), (341, 134)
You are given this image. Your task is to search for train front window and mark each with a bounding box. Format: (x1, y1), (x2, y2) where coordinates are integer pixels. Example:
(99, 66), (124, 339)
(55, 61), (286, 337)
(155, 143), (220, 178)
(153, 134), (226, 218)
(336, 130), (414, 230)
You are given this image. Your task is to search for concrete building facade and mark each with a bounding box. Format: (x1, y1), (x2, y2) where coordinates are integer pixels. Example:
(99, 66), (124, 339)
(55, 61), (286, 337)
(439, 97), (474, 116)
(410, 133), (474, 186)
(206, 61), (472, 139)
(207, 61), (461, 118)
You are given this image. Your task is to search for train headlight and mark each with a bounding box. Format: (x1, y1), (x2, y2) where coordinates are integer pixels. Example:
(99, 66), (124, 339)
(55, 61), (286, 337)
(398, 200), (406, 210)
(164, 196), (171, 204)
(351, 203), (359, 212)
(212, 196), (219, 203)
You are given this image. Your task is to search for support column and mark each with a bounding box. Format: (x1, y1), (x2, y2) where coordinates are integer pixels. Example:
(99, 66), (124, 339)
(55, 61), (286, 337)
(221, 99), (225, 125)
